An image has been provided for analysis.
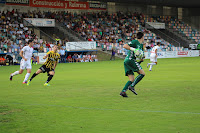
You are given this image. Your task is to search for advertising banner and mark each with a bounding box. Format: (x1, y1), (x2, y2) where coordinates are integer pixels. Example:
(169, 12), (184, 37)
(189, 50), (199, 57)
(66, 42), (96, 51)
(177, 51), (189, 57)
(145, 50), (199, 59)
(37, 53), (47, 64)
(30, 0), (89, 10)
(89, 2), (107, 10)
(189, 44), (198, 50)
(197, 44), (200, 50)
(67, 1), (88, 10)
(6, 0), (29, 6)
(165, 51), (177, 58)
(24, 18), (55, 27)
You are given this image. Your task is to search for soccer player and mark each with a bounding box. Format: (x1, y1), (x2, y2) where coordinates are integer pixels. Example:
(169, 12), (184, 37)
(147, 42), (161, 71)
(120, 32), (145, 97)
(27, 45), (60, 86)
(10, 40), (34, 84)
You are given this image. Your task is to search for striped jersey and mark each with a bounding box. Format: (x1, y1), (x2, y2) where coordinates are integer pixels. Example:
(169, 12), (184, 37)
(44, 51), (60, 69)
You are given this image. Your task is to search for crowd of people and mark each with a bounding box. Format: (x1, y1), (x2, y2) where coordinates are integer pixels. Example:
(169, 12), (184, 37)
(66, 53), (98, 63)
(1, 9), (189, 65)
(0, 9), (57, 54)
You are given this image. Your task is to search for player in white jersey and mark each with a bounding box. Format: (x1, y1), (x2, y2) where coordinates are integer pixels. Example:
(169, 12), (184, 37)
(147, 42), (161, 71)
(10, 40), (34, 83)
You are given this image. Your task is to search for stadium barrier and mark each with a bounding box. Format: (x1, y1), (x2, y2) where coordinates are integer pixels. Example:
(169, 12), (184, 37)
(144, 50), (199, 59)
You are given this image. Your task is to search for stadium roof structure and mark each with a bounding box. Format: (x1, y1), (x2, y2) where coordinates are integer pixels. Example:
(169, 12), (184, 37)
(87, 0), (200, 8)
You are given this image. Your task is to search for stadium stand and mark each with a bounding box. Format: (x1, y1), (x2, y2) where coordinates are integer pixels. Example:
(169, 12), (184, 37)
(153, 16), (200, 44)
(1, 9), (196, 64)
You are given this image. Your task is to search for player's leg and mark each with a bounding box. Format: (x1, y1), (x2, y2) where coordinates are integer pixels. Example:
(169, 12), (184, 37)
(23, 69), (31, 84)
(148, 54), (157, 71)
(23, 61), (32, 83)
(149, 61), (157, 71)
(129, 61), (145, 95)
(149, 56), (157, 71)
(120, 62), (135, 97)
(129, 69), (145, 95)
(10, 69), (24, 81)
(120, 74), (134, 97)
(27, 68), (42, 85)
(121, 75), (134, 92)
(10, 60), (26, 81)
(44, 71), (55, 86)
(30, 69), (42, 81)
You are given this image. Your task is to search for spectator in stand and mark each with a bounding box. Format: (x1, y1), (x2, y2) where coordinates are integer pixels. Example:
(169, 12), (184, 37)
(67, 54), (72, 63)
(72, 53), (78, 62)
(59, 48), (66, 63)
(46, 43), (51, 48)
(0, 56), (6, 65)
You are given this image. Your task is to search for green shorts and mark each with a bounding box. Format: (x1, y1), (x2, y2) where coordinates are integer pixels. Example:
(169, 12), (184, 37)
(124, 59), (142, 76)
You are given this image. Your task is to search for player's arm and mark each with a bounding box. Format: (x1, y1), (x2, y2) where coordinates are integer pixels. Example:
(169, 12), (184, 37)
(155, 49), (158, 57)
(53, 61), (58, 70)
(123, 42), (136, 51)
(53, 54), (60, 70)
(143, 43), (146, 51)
(43, 51), (51, 59)
(43, 54), (48, 59)
(19, 50), (27, 61)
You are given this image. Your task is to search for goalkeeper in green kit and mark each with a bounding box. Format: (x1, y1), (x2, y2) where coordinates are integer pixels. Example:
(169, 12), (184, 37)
(120, 32), (146, 97)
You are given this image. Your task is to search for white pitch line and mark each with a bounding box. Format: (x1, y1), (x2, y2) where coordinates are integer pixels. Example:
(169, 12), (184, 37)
(2, 102), (200, 115)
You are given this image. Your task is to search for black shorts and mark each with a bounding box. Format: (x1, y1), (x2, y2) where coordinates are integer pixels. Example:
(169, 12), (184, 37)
(39, 65), (54, 74)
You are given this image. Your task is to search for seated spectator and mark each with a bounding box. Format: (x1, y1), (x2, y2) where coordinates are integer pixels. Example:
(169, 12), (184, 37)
(31, 55), (37, 65)
(67, 55), (72, 63)
(72, 53), (78, 62)
(0, 56), (6, 65)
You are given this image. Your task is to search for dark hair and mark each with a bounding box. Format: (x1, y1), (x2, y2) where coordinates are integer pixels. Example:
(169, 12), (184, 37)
(28, 39), (33, 44)
(157, 42), (161, 45)
(137, 32), (144, 39)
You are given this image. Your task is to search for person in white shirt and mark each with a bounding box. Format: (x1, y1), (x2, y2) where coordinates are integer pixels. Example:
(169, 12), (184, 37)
(147, 42), (161, 71)
(59, 48), (65, 63)
(10, 40), (34, 84)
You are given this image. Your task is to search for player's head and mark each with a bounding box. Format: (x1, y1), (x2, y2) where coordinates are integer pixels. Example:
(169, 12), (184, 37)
(53, 45), (58, 52)
(157, 42), (161, 46)
(28, 40), (34, 47)
(137, 32), (144, 42)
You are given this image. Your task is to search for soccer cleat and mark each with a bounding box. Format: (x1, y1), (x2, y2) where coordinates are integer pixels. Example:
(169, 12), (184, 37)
(44, 83), (50, 86)
(149, 70), (152, 71)
(120, 91), (128, 97)
(147, 64), (149, 68)
(27, 80), (31, 86)
(128, 86), (138, 95)
(23, 81), (27, 84)
(10, 74), (13, 81)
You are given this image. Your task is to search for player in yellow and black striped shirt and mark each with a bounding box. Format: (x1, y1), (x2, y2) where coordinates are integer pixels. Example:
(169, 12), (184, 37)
(27, 45), (60, 86)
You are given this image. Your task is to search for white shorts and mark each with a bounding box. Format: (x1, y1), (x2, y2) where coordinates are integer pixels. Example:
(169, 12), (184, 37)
(20, 59), (32, 70)
(150, 54), (157, 62)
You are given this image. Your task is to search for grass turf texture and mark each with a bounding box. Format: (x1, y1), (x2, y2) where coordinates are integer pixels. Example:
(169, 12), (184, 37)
(0, 57), (200, 133)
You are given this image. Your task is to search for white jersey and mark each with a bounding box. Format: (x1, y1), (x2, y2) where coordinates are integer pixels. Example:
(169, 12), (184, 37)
(150, 46), (159, 62)
(151, 46), (160, 55)
(21, 46), (33, 60)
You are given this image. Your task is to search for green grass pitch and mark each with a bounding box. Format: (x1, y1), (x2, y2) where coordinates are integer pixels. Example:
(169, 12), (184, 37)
(0, 57), (200, 133)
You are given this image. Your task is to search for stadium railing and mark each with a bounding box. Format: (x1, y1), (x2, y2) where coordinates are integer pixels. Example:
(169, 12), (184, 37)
(145, 22), (181, 47)
(23, 19), (56, 44)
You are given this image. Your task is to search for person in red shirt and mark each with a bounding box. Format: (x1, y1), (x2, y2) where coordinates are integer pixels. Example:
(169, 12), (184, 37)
(46, 43), (50, 48)
(88, 38), (92, 41)
(0, 56), (6, 65)
(67, 55), (72, 63)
